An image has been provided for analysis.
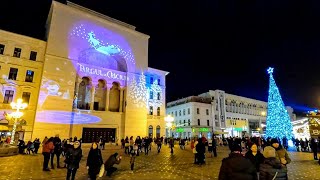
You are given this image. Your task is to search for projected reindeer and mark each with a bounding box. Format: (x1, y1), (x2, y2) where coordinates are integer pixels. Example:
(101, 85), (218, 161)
(88, 31), (120, 56)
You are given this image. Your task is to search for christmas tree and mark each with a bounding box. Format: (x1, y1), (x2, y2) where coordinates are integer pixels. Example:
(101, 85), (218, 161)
(265, 67), (293, 139)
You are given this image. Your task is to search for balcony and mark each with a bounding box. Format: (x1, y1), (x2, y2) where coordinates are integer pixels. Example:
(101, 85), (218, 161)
(147, 115), (164, 120)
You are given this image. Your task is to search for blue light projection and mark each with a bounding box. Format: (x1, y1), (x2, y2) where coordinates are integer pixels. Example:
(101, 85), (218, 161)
(68, 22), (136, 72)
(36, 110), (101, 124)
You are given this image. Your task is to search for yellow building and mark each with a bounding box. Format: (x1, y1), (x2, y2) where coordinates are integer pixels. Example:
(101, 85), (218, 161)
(1, 1), (169, 143)
(0, 30), (46, 141)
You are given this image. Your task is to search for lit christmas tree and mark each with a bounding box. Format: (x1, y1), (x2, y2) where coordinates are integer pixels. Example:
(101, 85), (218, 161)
(265, 67), (293, 139)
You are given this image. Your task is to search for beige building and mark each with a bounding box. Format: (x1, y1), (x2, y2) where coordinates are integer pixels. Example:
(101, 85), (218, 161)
(0, 1), (168, 143)
(0, 30), (46, 141)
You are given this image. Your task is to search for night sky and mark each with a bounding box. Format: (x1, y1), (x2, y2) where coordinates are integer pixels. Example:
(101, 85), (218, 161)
(1, 0), (320, 112)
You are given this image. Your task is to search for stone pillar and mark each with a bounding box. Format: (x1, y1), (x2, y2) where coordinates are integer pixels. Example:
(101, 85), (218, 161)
(119, 88), (124, 112)
(106, 88), (110, 111)
(90, 86), (95, 110)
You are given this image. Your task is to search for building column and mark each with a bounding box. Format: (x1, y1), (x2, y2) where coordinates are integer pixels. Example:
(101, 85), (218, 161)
(119, 88), (124, 112)
(106, 88), (110, 111)
(90, 86), (95, 110)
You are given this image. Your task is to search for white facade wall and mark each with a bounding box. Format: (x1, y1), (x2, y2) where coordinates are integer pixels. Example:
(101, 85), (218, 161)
(166, 102), (212, 138)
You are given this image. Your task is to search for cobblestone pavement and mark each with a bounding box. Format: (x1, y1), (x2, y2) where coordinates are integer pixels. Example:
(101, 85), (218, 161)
(0, 144), (319, 180)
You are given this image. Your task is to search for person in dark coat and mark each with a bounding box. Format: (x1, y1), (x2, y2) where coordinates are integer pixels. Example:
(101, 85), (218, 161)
(86, 142), (103, 180)
(65, 141), (82, 180)
(104, 153), (122, 177)
(311, 138), (318, 160)
(196, 138), (206, 165)
(259, 146), (287, 180)
(245, 143), (264, 171)
(33, 138), (41, 154)
(219, 145), (257, 180)
(51, 134), (62, 169)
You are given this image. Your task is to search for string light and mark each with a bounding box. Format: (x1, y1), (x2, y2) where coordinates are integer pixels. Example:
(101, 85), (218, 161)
(129, 73), (148, 108)
(265, 67), (293, 140)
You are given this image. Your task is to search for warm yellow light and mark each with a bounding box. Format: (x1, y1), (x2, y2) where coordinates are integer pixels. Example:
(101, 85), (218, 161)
(257, 128), (261, 131)
(261, 111), (266, 116)
(165, 115), (174, 123)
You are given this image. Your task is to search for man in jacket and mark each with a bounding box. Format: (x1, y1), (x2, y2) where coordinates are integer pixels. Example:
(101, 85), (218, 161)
(104, 153), (122, 177)
(51, 134), (62, 169)
(219, 145), (257, 180)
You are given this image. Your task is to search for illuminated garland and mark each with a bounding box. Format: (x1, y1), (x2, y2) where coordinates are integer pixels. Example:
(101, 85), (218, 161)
(265, 67), (293, 139)
(129, 73), (148, 108)
(148, 80), (163, 107)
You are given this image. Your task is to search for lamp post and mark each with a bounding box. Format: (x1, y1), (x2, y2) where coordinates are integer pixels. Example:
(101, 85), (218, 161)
(10, 99), (27, 144)
(259, 111), (266, 135)
(165, 115), (174, 138)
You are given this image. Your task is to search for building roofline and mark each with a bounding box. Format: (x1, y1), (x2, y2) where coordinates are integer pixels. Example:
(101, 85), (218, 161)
(147, 67), (170, 76)
(0, 29), (46, 43)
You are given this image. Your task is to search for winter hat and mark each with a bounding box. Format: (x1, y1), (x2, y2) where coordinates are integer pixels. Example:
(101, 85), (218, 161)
(232, 144), (242, 152)
(263, 146), (276, 158)
(270, 138), (279, 144)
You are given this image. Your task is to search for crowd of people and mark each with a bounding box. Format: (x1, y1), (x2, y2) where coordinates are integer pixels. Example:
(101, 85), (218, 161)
(218, 137), (291, 180)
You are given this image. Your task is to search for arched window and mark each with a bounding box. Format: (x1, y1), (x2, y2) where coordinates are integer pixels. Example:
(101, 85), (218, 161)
(77, 77), (91, 110)
(157, 107), (160, 116)
(156, 125), (160, 138)
(149, 125), (153, 138)
(198, 119), (200, 126)
(157, 92), (161, 100)
(94, 79), (107, 111)
(109, 82), (120, 112)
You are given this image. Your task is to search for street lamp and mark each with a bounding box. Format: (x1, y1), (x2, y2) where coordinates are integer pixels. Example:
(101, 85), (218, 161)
(165, 115), (174, 137)
(10, 99), (27, 144)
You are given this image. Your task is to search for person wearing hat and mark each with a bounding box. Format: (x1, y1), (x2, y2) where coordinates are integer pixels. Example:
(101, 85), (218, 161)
(270, 138), (291, 166)
(218, 144), (257, 180)
(104, 152), (122, 177)
(65, 141), (82, 180)
(259, 146), (287, 180)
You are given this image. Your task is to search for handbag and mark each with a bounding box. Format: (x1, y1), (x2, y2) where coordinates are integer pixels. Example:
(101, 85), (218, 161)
(272, 172), (278, 180)
(98, 164), (105, 178)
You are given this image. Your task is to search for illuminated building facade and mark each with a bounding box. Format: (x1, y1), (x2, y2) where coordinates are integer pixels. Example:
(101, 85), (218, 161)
(0, 30), (46, 141)
(1, 1), (168, 143)
(168, 90), (296, 138)
(166, 96), (213, 139)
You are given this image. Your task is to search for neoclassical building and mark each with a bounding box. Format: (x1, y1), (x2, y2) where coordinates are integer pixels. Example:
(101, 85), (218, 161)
(1, 1), (168, 143)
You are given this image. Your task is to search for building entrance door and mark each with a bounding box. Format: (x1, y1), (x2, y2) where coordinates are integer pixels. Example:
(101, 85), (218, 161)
(82, 128), (116, 143)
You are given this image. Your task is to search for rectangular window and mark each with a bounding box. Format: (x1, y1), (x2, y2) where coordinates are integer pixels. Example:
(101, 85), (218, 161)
(8, 68), (18, 80)
(188, 119), (190, 126)
(0, 44), (5, 54)
(22, 92), (31, 104)
(215, 115), (218, 120)
(3, 90), (14, 104)
(183, 120), (186, 126)
(29, 51), (37, 61)
(197, 108), (200, 114)
(149, 106), (153, 115)
(13, 47), (21, 58)
(175, 111), (177, 116)
(157, 92), (160, 100)
(149, 91), (153, 99)
(157, 107), (160, 116)
(183, 109), (185, 115)
(150, 77), (153, 84)
(179, 110), (181, 116)
(158, 79), (160, 85)
(25, 70), (34, 82)
(207, 120), (210, 126)
(215, 121), (220, 127)
(206, 109), (209, 115)
(198, 119), (200, 126)
(188, 108), (190, 114)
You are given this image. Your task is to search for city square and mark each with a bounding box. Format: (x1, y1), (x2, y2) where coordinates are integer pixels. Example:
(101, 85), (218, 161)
(0, 144), (319, 180)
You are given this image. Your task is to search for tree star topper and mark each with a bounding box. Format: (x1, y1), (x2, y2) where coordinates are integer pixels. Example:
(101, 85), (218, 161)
(267, 67), (274, 74)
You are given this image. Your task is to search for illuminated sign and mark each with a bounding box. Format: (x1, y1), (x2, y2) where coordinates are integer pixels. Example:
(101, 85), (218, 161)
(199, 128), (209, 132)
(78, 63), (128, 81)
(176, 128), (184, 133)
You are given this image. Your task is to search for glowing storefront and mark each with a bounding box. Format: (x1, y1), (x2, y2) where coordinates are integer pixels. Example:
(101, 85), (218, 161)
(31, 2), (168, 143)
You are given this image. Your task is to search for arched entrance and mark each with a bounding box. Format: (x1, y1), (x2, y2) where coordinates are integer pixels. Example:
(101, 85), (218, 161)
(148, 125), (153, 138)
(156, 125), (161, 138)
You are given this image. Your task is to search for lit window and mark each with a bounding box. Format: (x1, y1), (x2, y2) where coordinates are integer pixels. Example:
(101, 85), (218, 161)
(25, 70), (34, 82)
(149, 106), (153, 115)
(8, 68), (18, 80)
(22, 92), (31, 104)
(13, 47), (21, 58)
(3, 90), (14, 104)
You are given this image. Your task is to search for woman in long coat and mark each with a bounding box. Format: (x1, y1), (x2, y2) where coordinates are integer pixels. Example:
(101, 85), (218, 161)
(86, 142), (103, 180)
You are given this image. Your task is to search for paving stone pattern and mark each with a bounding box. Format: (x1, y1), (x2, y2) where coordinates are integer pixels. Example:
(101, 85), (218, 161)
(0, 144), (318, 180)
